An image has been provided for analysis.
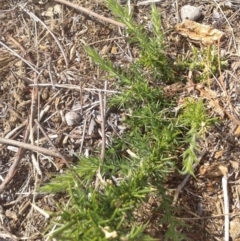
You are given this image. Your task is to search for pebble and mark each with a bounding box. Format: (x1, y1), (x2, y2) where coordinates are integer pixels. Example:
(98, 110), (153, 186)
(65, 111), (82, 126)
(181, 5), (202, 21)
(212, 8), (221, 20)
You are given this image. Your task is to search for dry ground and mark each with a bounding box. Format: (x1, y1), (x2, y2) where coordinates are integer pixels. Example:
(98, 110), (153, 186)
(0, 0), (240, 240)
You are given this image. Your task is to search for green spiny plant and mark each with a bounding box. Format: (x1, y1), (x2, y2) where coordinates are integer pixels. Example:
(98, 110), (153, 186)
(177, 45), (228, 83)
(178, 98), (216, 175)
(41, 1), (217, 240)
(105, 0), (174, 81)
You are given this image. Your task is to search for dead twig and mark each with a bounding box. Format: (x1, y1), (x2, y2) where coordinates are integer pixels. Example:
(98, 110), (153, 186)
(0, 224), (19, 241)
(222, 174), (230, 241)
(137, 0), (164, 5)
(79, 118), (87, 154)
(54, 0), (125, 28)
(4, 33), (35, 65)
(0, 126), (31, 194)
(0, 5), (18, 13)
(212, 0), (237, 52)
(29, 83), (122, 93)
(175, 211), (240, 220)
(34, 119), (70, 168)
(0, 120), (27, 149)
(95, 82), (107, 190)
(197, 85), (240, 126)
(99, 92), (106, 162)
(0, 68), (40, 194)
(19, 4), (69, 68)
(0, 137), (64, 159)
(0, 40), (40, 74)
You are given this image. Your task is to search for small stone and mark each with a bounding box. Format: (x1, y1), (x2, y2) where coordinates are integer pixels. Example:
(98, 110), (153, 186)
(65, 111), (82, 126)
(181, 5), (202, 21)
(212, 9), (221, 20)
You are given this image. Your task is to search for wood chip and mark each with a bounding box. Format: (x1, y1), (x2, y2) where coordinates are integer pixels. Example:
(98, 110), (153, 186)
(175, 20), (225, 45)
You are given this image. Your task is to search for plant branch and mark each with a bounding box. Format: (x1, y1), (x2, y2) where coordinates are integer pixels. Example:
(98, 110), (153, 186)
(34, 119), (71, 168)
(0, 137), (64, 159)
(54, 0), (125, 28)
(99, 90), (107, 162)
(19, 3), (69, 68)
(222, 175), (229, 241)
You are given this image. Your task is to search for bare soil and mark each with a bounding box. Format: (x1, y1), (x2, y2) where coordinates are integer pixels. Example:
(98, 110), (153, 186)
(0, 0), (240, 240)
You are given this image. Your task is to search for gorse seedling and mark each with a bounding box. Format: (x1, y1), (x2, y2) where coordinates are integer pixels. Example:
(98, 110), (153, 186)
(41, 1), (216, 240)
(86, 46), (131, 85)
(177, 45), (228, 83)
(105, 1), (174, 81)
(178, 98), (216, 175)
